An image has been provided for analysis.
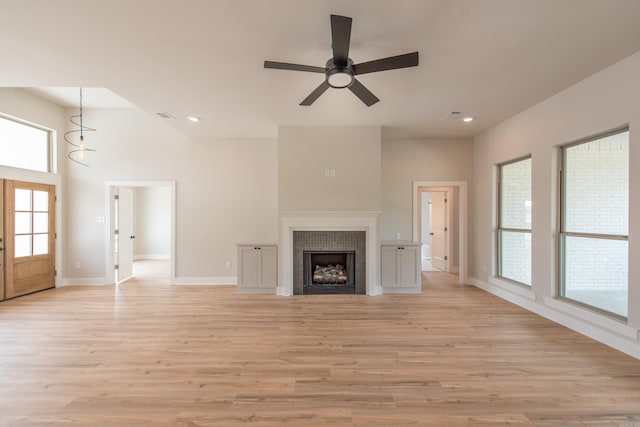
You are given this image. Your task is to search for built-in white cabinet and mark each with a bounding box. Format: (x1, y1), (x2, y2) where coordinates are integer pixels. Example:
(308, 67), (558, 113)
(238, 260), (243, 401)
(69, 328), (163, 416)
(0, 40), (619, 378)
(236, 244), (277, 294)
(380, 241), (421, 293)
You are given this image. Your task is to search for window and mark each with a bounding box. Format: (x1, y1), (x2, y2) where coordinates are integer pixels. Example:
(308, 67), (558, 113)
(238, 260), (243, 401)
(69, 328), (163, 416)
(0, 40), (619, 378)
(497, 156), (532, 286)
(14, 188), (51, 257)
(560, 129), (629, 318)
(0, 114), (52, 172)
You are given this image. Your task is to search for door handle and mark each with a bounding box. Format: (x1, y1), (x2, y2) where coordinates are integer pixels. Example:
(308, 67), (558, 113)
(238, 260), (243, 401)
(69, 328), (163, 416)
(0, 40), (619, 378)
(429, 232), (434, 235)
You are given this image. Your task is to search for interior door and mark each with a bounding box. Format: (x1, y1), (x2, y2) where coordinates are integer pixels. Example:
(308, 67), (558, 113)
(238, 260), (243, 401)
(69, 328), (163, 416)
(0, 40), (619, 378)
(3, 180), (56, 299)
(430, 191), (448, 271)
(117, 187), (134, 282)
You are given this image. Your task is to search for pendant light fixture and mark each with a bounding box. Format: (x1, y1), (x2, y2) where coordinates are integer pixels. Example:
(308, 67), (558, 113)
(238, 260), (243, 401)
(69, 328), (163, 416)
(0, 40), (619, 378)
(64, 87), (96, 166)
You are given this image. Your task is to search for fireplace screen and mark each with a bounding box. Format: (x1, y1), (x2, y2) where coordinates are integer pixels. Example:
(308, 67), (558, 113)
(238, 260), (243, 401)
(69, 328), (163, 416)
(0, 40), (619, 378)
(303, 251), (355, 293)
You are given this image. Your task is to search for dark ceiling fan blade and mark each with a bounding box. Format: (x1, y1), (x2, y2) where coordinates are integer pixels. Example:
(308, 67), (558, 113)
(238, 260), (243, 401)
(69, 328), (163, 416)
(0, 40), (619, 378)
(264, 61), (326, 73)
(353, 52), (419, 75)
(300, 81), (331, 106)
(331, 14), (352, 66)
(348, 79), (379, 107)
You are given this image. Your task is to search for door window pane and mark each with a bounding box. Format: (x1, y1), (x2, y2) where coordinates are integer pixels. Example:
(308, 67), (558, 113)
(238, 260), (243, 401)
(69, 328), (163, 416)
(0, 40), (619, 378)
(33, 234), (48, 256)
(15, 189), (32, 211)
(12, 186), (52, 258)
(15, 212), (32, 234)
(562, 235), (627, 317)
(15, 235), (32, 258)
(33, 212), (48, 233)
(33, 190), (49, 212)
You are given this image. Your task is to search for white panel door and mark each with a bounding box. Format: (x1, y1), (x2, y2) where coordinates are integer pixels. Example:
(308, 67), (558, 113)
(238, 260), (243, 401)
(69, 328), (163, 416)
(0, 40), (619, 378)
(430, 191), (448, 271)
(117, 188), (134, 282)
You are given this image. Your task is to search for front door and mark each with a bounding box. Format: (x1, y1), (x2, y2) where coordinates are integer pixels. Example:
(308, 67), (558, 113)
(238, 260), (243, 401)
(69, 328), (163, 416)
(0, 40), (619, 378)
(430, 191), (448, 271)
(3, 180), (56, 299)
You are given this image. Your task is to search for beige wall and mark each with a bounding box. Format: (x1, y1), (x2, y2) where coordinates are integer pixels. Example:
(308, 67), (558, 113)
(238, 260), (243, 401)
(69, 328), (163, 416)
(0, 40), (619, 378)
(380, 138), (474, 242)
(278, 126), (381, 212)
(472, 50), (640, 355)
(62, 107), (278, 281)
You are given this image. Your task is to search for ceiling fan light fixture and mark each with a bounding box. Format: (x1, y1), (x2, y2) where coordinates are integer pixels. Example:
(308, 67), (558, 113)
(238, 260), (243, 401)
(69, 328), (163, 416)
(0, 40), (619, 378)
(327, 67), (354, 88)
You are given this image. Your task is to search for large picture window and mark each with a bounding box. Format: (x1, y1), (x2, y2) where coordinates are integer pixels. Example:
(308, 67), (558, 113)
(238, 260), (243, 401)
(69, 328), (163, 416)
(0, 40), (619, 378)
(560, 129), (629, 318)
(0, 114), (52, 173)
(497, 156), (532, 286)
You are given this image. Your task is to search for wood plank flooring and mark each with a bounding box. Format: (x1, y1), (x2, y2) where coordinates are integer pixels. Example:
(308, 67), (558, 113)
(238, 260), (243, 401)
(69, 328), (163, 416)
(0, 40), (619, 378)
(1, 272), (640, 426)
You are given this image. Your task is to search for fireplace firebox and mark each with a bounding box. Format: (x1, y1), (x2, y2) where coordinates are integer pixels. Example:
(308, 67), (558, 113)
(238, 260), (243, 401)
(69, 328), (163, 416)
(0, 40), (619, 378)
(303, 251), (355, 294)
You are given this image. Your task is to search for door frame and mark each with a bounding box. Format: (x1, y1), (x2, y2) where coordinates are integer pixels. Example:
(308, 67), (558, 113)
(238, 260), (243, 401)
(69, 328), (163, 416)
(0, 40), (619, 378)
(105, 181), (176, 285)
(412, 180), (468, 284)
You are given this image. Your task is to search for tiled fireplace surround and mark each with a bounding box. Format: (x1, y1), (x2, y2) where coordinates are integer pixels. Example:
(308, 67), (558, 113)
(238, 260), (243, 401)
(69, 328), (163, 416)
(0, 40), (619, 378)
(293, 231), (366, 295)
(278, 211), (381, 296)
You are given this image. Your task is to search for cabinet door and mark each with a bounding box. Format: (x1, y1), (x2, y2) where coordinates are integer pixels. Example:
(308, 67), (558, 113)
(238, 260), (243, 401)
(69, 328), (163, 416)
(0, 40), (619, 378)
(259, 246), (277, 288)
(399, 246), (420, 287)
(239, 246), (259, 287)
(381, 246), (399, 287)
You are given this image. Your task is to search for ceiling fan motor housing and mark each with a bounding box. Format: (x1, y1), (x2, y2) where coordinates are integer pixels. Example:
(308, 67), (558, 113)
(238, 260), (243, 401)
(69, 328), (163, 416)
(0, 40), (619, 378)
(326, 58), (355, 88)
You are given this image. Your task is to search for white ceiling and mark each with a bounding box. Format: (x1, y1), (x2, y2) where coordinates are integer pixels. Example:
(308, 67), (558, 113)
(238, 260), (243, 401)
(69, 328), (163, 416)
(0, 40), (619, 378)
(2, 0), (640, 139)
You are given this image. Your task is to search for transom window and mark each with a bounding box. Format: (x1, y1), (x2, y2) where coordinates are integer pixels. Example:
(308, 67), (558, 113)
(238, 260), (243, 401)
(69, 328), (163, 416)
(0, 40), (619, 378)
(559, 128), (629, 318)
(0, 114), (52, 173)
(497, 156), (532, 286)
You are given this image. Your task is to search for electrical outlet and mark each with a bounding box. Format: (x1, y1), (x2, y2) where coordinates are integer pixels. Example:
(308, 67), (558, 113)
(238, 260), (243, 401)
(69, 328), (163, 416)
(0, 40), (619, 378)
(396, 232), (401, 239)
(225, 261), (231, 269)
(75, 261), (81, 269)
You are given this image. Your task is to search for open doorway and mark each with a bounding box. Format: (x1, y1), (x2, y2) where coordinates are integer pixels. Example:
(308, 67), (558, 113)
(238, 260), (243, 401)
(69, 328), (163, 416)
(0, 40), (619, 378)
(419, 190), (450, 272)
(412, 181), (468, 284)
(106, 181), (175, 285)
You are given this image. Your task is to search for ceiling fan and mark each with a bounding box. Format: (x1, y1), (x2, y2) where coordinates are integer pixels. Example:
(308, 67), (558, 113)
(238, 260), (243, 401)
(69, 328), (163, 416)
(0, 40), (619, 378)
(264, 14), (419, 107)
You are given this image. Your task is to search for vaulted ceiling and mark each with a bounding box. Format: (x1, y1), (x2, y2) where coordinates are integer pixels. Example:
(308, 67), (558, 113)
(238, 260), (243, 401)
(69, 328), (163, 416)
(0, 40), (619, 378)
(2, 0), (640, 139)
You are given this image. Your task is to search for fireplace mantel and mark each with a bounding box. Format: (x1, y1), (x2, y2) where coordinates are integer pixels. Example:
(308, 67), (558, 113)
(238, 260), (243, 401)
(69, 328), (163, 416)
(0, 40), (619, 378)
(278, 211), (381, 296)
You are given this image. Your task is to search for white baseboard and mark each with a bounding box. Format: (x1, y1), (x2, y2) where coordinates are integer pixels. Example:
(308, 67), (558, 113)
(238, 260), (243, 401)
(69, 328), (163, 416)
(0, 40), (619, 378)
(469, 276), (640, 360)
(59, 278), (109, 286)
(133, 254), (171, 260)
(173, 277), (237, 285)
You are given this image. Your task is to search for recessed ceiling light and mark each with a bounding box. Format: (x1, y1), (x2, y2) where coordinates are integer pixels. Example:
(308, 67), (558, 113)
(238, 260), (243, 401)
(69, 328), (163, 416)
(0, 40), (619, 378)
(187, 116), (200, 123)
(462, 116), (474, 123)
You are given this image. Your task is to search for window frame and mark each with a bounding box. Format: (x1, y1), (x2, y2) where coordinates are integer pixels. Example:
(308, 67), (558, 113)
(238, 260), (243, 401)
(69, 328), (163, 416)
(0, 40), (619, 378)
(558, 126), (629, 319)
(496, 155), (532, 286)
(0, 113), (54, 173)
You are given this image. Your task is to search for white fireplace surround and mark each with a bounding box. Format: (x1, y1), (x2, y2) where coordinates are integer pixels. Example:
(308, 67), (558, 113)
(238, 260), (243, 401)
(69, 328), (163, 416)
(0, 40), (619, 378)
(278, 211), (381, 296)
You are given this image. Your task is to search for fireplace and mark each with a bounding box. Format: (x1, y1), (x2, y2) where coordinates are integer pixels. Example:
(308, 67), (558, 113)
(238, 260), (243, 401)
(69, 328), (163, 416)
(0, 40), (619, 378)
(278, 211), (381, 296)
(292, 230), (365, 295)
(303, 251), (355, 294)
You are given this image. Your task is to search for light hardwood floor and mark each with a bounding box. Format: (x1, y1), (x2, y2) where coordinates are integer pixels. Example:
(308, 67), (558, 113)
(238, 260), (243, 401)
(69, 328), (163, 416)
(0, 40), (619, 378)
(1, 272), (639, 426)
